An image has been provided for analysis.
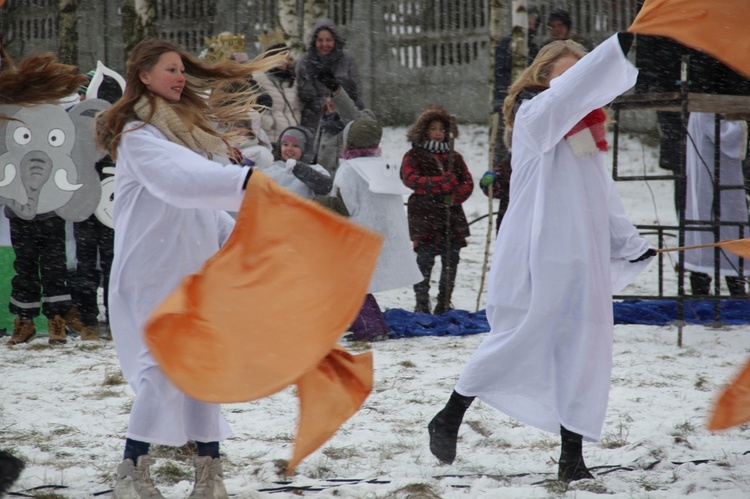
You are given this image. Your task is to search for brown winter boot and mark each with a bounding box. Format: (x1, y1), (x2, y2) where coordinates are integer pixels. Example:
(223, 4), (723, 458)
(80, 324), (100, 341)
(47, 315), (67, 344)
(8, 317), (36, 345)
(65, 306), (83, 335)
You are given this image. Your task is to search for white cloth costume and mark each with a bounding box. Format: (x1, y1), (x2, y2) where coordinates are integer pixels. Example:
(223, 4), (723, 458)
(258, 160), (330, 199)
(454, 35), (652, 442)
(110, 122), (249, 446)
(684, 113), (749, 276)
(333, 157), (422, 293)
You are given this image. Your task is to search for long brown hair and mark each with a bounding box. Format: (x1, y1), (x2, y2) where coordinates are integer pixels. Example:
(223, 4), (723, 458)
(95, 38), (285, 159)
(0, 50), (88, 106)
(502, 40), (586, 149)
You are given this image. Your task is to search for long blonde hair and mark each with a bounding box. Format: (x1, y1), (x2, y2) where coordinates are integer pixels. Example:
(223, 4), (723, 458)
(95, 38), (285, 159)
(502, 40), (587, 149)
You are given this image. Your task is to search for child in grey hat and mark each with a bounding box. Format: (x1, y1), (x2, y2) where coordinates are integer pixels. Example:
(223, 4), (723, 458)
(255, 125), (332, 198)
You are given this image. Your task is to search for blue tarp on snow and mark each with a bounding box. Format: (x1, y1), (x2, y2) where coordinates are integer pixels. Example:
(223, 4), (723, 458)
(383, 300), (750, 338)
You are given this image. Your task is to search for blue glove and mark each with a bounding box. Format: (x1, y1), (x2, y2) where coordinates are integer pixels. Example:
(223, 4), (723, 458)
(480, 171), (497, 188)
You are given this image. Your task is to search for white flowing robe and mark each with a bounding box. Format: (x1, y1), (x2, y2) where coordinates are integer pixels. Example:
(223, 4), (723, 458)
(454, 35), (652, 442)
(684, 113), (749, 276)
(110, 123), (249, 446)
(334, 157), (422, 293)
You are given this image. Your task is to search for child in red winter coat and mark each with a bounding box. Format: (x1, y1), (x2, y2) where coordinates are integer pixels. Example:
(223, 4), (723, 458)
(400, 105), (474, 315)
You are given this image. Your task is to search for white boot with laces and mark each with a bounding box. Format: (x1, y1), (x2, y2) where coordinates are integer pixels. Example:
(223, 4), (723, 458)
(188, 455), (228, 499)
(113, 455), (165, 498)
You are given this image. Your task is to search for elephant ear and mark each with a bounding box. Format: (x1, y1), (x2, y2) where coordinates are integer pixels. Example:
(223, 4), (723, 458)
(0, 105), (23, 155)
(56, 98), (107, 221)
(86, 61), (125, 104)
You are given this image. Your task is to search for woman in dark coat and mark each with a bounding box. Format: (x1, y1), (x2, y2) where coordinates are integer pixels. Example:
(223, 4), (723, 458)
(296, 18), (363, 133)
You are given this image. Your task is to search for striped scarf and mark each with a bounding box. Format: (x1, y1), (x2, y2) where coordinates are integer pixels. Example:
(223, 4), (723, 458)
(418, 140), (450, 154)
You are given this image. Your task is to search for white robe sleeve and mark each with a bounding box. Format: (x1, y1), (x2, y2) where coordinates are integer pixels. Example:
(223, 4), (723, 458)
(520, 34), (639, 153)
(118, 124), (250, 212)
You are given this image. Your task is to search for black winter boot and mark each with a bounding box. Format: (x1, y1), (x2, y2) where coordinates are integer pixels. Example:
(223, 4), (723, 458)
(428, 390), (474, 464)
(0, 450), (25, 496)
(433, 295), (454, 316)
(415, 292), (431, 314)
(690, 272), (712, 296)
(726, 276), (747, 297)
(558, 426), (594, 481)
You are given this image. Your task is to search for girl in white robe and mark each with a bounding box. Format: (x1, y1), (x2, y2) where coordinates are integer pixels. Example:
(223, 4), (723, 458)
(684, 113), (749, 296)
(427, 33), (654, 481)
(95, 39), (281, 498)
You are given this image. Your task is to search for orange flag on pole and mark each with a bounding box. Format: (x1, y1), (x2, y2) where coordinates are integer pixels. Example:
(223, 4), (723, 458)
(629, 0), (750, 79)
(145, 171), (382, 473)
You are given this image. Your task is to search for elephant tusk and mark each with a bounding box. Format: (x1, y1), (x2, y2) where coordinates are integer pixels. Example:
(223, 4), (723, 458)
(0, 163), (17, 187)
(54, 169), (82, 192)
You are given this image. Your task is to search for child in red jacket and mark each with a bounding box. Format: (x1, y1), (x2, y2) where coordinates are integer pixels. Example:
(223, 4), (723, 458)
(400, 105), (474, 315)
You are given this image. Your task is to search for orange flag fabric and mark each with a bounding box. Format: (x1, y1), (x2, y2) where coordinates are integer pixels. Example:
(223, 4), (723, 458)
(708, 356), (750, 431)
(629, 0), (750, 79)
(145, 170), (382, 473)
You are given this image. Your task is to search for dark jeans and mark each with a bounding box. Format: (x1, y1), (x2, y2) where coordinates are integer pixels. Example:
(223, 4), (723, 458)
(70, 215), (114, 325)
(414, 241), (461, 299)
(9, 216), (71, 319)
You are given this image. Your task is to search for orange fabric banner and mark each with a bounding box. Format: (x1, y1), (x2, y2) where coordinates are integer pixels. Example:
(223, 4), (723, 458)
(629, 0), (750, 79)
(145, 170), (382, 472)
(708, 356), (750, 431)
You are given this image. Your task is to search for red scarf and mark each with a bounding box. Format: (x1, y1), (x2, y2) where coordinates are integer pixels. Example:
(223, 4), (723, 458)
(564, 108), (608, 156)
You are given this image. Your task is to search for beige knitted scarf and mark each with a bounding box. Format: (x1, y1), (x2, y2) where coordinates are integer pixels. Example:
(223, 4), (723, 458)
(134, 95), (229, 157)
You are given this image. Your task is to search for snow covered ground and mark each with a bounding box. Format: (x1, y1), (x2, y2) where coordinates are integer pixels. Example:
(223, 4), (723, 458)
(4, 125), (750, 498)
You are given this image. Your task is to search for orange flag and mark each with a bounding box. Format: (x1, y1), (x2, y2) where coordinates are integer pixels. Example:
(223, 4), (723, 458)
(145, 171), (382, 473)
(629, 0), (750, 79)
(708, 356), (750, 431)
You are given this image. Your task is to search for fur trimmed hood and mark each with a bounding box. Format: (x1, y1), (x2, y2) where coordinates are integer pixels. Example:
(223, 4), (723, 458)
(406, 105), (459, 144)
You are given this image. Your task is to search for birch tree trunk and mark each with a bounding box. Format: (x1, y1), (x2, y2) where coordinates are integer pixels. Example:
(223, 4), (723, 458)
(277, 0), (301, 56)
(58, 0), (78, 66)
(302, 0), (327, 46)
(509, 0), (529, 85)
(122, 0), (156, 62)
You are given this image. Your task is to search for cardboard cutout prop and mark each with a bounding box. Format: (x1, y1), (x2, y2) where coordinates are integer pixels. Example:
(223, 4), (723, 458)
(145, 171), (382, 473)
(61, 97), (109, 221)
(86, 60), (126, 102)
(84, 61), (124, 228)
(95, 166), (115, 228)
(0, 99), (106, 221)
(629, 0), (750, 79)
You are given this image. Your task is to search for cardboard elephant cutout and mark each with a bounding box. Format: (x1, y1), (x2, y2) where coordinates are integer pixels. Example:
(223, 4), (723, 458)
(0, 98), (108, 221)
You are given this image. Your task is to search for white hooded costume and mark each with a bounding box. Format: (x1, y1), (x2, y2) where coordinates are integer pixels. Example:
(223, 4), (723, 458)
(333, 157), (422, 293)
(110, 123), (249, 445)
(454, 34), (653, 441)
(684, 113), (749, 276)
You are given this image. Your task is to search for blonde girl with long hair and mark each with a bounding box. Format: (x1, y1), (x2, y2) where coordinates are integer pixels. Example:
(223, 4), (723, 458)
(95, 39), (283, 498)
(428, 33), (655, 482)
